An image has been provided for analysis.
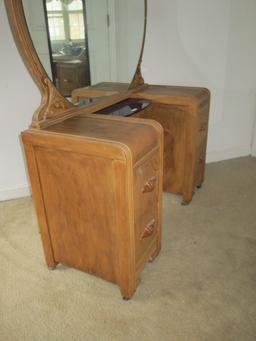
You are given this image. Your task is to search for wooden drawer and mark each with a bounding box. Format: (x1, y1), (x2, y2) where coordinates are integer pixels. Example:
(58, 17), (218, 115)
(58, 67), (77, 94)
(56, 62), (90, 97)
(134, 149), (160, 264)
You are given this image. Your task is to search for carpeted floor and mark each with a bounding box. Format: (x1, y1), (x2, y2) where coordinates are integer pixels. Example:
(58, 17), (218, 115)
(0, 156), (256, 341)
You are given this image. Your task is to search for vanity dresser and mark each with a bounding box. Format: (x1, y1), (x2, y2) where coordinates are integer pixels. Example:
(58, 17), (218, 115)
(5, 0), (210, 298)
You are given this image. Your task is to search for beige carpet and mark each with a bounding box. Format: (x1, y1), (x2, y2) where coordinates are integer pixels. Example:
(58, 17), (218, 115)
(0, 156), (256, 341)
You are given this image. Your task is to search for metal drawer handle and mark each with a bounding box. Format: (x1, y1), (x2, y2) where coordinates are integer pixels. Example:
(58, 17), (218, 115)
(141, 219), (155, 240)
(142, 176), (157, 193)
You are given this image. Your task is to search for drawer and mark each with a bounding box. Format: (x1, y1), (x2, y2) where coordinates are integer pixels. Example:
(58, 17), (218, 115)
(59, 70), (76, 89)
(133, 149), (160, 262)
(57, 66), (76, 82)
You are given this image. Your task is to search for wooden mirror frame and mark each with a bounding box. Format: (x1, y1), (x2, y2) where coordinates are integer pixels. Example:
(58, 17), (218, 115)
(4, 0), (148, 129)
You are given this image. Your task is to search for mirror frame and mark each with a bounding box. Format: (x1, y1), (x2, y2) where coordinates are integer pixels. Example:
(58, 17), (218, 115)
(4, 0), (148, 129)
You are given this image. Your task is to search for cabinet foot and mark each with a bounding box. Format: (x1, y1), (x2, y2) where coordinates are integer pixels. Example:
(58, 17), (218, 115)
(181, 191), (194, 205)
(149, 248), (160, 263)
(48, 265), (57, 271)
(181, 200), (189, 206)
(196, 184), (202, 189)
(122, 296), (130, 301)
(119, 280), (138, 300)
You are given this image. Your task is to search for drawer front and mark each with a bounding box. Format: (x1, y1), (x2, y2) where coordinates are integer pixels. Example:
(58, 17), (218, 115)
(58, 69), (77, 91)
(134, 150), (160, 263)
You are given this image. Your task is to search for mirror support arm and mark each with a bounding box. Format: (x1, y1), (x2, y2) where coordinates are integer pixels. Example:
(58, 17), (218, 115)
(129, 0), (147, 89)
(4, 0), (74, 128)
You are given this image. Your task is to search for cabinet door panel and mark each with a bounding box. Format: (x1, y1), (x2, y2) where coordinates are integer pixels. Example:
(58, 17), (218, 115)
(35, 147), (119, 283)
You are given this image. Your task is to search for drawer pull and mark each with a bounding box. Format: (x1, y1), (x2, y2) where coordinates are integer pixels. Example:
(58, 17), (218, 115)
(142, 176), (157, 193)
(141, 219), (155, 239)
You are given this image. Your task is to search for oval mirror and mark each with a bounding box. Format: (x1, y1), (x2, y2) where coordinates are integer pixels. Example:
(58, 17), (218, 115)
(21, 0), (146, 102)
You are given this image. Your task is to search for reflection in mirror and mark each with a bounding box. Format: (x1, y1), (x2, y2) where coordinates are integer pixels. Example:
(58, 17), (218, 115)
(22, 0), (145, 99)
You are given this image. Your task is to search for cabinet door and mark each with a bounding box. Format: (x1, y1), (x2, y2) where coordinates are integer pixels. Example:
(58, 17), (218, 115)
(86, 0), (113, 84)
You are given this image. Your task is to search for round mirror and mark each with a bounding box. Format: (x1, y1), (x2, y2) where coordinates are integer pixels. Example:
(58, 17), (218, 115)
(22, 0), (146, 100)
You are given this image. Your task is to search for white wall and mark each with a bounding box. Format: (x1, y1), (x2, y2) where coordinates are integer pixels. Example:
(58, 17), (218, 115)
(143, 0), (256, 162)
(0, 0), (40, 200)
(1, 0), (256, 201)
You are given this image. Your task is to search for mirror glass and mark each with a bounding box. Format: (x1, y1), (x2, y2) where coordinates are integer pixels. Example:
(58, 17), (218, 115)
(22, 0), (145, 100)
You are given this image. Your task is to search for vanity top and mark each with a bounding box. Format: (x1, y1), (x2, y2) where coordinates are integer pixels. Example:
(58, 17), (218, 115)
(23, 114), (161, 164)
(72, 82), (210, 106)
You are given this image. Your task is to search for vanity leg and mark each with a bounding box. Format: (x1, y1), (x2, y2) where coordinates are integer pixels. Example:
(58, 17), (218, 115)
(181, 190), (194, 206)
(48, 265), (57, 271)
(149, 246), (161, 263)
(119, 274), (139, 300)
(196, 180), (205, 189)
(119, 284), (137, 301)
(46, 258), (58, 270)
(181, 200), (189, 206)
(122, 296), (130, 301)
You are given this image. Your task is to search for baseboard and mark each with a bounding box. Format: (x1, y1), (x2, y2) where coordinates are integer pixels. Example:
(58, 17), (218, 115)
(206, 145), (251, 163)
(252, 140), (256, 157)
(0, 185), (31, 202)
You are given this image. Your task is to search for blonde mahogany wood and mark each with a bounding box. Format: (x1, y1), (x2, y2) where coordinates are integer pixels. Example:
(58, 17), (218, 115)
(72, 82), (210, 204)
(22, 115), (163, 299)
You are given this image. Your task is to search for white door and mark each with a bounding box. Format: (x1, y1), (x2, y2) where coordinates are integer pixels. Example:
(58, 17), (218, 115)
(114, 0), (145, 82)
(86, 0), (117, 84)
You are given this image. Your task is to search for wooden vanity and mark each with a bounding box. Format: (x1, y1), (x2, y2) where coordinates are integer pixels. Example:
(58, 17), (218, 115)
(5, 0), (210, 299)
